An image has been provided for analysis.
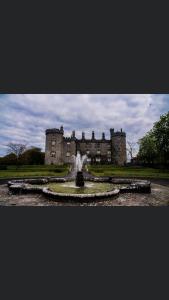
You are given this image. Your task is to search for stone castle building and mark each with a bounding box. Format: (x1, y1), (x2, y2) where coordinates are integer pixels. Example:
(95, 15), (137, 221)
(45, 126), (127, 166)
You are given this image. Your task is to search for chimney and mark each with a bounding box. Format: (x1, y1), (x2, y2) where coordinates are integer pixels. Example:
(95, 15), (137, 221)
(82, 132), (85, 139)
(92, 131), (95, 139)
(102, 132), (105, 140)
(121, 128), (122, 132)
(110, 128), (114, 138)
(72, 130), (75, 138)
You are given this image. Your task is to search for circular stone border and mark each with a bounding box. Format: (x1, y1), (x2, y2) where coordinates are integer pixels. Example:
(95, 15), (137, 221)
(8, 177), (151, 201)
(42, 187), (120, 201)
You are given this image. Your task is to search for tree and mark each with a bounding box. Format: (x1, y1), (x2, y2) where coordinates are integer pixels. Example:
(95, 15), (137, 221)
(153, 112), (169, 164)
(138, 131), (157, 165)
(127, 141), (137, 160)
(6, 143), (27, 166)
(20, 147), (45, 165)
(0, 153), (17, 165)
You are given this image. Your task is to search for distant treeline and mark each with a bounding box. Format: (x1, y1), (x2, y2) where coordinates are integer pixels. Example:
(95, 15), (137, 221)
(0, 147), (45, 166)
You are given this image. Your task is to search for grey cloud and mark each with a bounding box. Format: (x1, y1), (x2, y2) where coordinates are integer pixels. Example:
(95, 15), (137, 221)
(0, 94), (168, 156)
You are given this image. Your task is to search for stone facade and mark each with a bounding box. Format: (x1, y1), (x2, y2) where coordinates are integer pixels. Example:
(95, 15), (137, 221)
(45, 126), (127, 166)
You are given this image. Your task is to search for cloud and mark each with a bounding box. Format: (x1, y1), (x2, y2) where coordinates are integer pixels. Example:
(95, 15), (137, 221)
(0, 94), (168, 156)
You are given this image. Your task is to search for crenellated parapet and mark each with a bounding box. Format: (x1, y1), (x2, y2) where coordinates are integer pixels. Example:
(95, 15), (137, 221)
(110, 128), (126, 138)
(46, 127), (64, 135)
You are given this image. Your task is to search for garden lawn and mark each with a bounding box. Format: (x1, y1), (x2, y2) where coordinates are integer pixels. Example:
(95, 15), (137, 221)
(88, 165), (169, 179)
(0, 165), (69, 178)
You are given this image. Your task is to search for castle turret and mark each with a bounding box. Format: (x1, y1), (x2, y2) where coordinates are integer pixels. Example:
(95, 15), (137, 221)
(45, 128), (64, 165)
(110, 128), (126, 166)
(60, 126), (64, 134)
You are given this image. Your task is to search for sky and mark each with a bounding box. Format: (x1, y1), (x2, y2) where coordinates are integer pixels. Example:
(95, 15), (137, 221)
(0, 94), (169, 157)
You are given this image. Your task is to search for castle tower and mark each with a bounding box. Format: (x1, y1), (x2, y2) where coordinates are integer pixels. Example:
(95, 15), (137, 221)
(110, 128), (126, 166)
(45, 128), (64, 165)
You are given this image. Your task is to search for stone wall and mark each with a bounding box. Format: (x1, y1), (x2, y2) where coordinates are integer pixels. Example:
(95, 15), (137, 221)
(76, 140), (111, 163)
(63, 139), (76, 163)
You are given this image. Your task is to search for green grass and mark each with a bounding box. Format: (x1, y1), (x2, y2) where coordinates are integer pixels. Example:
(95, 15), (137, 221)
(0, 165), (69, 178)
(45, 182), (114, 194)
(88, 165), (169, 179)
(1, 164), (169, 180)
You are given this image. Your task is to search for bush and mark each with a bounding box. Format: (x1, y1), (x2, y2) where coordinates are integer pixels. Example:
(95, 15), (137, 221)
(0, 165), (7, 170)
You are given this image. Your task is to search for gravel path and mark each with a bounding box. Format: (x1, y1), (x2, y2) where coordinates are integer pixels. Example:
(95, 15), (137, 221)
(0, 183), (169, 206)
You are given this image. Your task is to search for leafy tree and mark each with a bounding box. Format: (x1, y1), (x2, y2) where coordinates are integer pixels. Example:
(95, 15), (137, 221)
(0, 153), (17, 165)
(138, 131), (158, 165)
(153, 112), (169, 164)
(138, 111), (169, 166)
(20, 147), (45, 165)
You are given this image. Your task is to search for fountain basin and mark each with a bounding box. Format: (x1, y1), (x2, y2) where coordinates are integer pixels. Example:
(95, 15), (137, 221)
(8, 177), (151, 202)
(42, 186), (120, 201)
(46, 181), (115, 194)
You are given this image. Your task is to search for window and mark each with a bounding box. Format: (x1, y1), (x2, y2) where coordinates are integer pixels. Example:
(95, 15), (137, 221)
(51, 151), (56, 157)
(87, 158), (91, 162)
(86, 150), (90, 154)
(66, 152), (70, 157)
(108, 158), (111, 162)
(51, 141), (56, 146)
(96, 158), (101, 162)
(67, 142), (70, 145)
(97, 150), (101, 154)
(107, 151), (111, 155)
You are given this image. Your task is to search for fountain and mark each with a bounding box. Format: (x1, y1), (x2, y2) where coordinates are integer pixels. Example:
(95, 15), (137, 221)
(7, 151), (151, 202)
(72, 152), (87, 187)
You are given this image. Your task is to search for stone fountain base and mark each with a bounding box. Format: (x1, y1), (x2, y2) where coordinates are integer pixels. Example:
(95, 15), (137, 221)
(8, 177), (151, 203)
(75, 171), (85, 187)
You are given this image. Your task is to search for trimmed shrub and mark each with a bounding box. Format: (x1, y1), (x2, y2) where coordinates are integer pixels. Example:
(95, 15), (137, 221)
(0, 165), (7, 170)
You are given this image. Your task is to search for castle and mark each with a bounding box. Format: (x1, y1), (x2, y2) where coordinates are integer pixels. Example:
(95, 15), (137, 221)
(45, 126), (127, 166)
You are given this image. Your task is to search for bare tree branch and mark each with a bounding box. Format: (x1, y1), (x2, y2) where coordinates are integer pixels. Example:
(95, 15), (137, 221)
(6, 143), (27, 161)
(127, 141), (137, 160)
